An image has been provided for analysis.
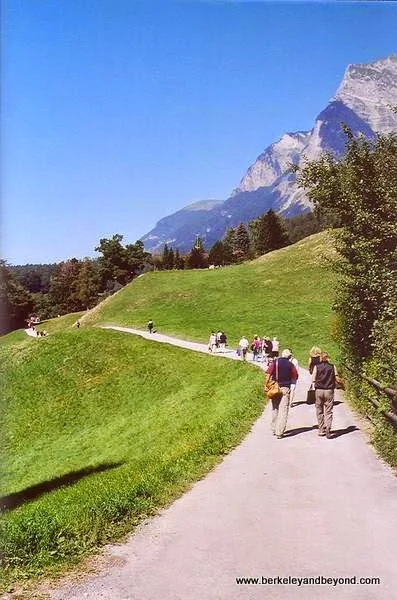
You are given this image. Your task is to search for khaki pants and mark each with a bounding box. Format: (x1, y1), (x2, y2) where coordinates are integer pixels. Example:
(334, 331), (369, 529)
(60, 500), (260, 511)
(271, 386), (291, 436)
(315, 389), (334, 434)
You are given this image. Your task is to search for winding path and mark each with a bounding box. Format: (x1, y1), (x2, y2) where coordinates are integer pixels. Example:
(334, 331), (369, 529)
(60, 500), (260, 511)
(48, 328), (397, 600)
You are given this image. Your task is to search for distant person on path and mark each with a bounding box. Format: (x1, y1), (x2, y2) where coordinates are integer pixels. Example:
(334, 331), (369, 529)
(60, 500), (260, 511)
(238, 336), (249, 361)
(251, 335), (261, 362)
(308, 346), (322, 374)
(312, 352), (338, 439)
(219, 332), (227, 352)
(266, 349), (299, 438)
(208, 332), (217, 353)
(286, 350), (299, 407)
(262, 337), (273, 365)
(76, 321), (80, 329)
(271, 337), (279, 358)
(147, 320), (154, 334)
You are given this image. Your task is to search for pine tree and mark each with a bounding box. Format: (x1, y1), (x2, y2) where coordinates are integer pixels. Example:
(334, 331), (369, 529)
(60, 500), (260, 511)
(223, 228), (237, 264)
(187, 237), (207, 269)
(233, 223), (251, 262)
(208, 240), (226, 266)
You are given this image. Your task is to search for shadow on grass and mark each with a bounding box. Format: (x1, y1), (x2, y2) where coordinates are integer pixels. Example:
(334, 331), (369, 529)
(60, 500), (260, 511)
(0, 462), (124, 512)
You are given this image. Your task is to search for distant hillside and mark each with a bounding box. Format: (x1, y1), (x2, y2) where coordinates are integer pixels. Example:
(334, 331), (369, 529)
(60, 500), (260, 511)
(85, 231), (338, 364)
(141, 55), (397, 252)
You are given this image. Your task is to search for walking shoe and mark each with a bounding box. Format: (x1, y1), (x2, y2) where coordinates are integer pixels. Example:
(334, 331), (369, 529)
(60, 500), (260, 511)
(276, 434), (283, 439)
(318, 431), (326, 437)
(325, 431), (333, 439)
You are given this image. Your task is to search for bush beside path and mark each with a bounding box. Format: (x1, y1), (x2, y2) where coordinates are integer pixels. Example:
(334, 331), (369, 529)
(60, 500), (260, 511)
(44, 328), (397, 600)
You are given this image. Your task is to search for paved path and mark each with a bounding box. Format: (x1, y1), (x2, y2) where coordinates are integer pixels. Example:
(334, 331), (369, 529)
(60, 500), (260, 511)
(48, 328), (397, 600)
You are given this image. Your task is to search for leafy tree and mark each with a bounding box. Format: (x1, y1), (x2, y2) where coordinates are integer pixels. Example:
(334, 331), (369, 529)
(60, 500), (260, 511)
(297, 126), (397, 365)
(95, 234), (151, 287)
(48, 258), (82, 314)
(0, 260), (34, 334)
(73, 259), (101, 310)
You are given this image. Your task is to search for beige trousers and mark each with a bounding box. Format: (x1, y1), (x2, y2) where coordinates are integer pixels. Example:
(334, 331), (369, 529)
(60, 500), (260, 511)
(271, 386), (291, 436)
(315, 389), (334, 434)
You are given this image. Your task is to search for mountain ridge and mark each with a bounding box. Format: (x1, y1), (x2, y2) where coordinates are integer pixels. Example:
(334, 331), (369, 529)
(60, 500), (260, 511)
(141, 55), (397, 252)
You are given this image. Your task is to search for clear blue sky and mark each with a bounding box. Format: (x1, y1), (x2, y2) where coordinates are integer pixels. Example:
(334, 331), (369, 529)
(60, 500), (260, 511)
(2, 0), (397, 264)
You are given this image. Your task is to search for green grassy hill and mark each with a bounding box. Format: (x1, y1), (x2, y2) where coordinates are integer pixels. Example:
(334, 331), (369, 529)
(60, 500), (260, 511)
(0, 231), (337, 588)
(84, 231), (338, 363)
(0, 327), (263, 586)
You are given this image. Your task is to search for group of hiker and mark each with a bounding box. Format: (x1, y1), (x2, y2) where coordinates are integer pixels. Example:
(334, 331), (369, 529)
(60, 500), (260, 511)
(237, 335), (279, 363)
(208, 331), (228, 352)
(265, 346), (339, 440)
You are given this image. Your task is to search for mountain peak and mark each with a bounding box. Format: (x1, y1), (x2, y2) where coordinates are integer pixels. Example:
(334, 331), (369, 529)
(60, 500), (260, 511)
(334, 54), (397, 133)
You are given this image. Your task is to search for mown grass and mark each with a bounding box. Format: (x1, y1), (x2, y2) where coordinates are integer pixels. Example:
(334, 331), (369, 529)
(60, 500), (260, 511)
(84, 232), (338, 364)
(0, 328), (264, 588)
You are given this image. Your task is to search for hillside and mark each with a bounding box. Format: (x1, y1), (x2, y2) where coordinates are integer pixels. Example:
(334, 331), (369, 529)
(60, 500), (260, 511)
(84, 231), (338, 364)
(0, 323), (263, 585)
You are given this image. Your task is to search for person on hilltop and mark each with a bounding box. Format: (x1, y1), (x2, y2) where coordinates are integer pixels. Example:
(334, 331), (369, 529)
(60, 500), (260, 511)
(271, 337), (279, 358)
(208, 332), (217, 353)
(147, 320), (154, 334)
(266, 348), (299, 439)
(312, 352), (338, 439)
(238, 336), (249, 361)
(251, 335), (261, 362)
(308, 346), (322, 374)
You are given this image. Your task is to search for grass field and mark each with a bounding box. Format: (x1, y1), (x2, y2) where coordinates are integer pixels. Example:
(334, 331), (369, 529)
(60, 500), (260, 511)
(84, 232), (338, 364)
(0, 232), (338, 588)
(0, 327), (264, 587)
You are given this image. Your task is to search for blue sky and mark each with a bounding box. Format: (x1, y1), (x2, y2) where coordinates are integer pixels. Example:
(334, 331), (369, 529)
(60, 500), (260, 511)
(2, 0), (397, 264)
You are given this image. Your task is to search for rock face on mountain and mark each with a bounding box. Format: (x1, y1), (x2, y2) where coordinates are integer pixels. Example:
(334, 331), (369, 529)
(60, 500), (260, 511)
(141, 55), (397, 252)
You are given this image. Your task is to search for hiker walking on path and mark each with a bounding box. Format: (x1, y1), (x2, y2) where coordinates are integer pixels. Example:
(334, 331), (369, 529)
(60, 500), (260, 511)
(238, 336), (249, 361)
(308, 346), (321, 373)
(262, 336), (272, 365)
(271, 336), (279, 358)
(312, 352), (338, 439)
(208, 332), (217, 353)
(287, 350), (299, 406)
(147, 320), (154, 334)
(251, 335), (261, 362)
(266, 348), (299, 438)
(219, 332), (227, 352)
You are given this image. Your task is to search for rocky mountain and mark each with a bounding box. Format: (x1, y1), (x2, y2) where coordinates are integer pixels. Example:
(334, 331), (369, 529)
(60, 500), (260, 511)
(141, 55), (397, 252)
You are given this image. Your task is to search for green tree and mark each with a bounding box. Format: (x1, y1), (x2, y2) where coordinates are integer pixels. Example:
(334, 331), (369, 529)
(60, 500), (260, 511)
(174, 248), (185, 270)
(73, 259), (101, 310)
(208, 240), (226, 266)
(0, 260), (34, 334)
(233, 223), (251, 262)
(95, 234), (151, 287)
(222, 228), (237, 264)
(251, 209), (290, 255)
(48, 258), (82, 314)
(187, 237), (207, 269)
(297, 126), (397, 365)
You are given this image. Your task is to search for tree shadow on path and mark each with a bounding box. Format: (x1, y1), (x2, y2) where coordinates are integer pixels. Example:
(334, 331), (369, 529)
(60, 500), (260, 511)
(0, 462), (124, 512)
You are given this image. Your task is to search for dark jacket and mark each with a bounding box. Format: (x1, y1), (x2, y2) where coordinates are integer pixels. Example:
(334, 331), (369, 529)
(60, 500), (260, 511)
(314, 361), (336, 390)
(267, 358), (298, 387)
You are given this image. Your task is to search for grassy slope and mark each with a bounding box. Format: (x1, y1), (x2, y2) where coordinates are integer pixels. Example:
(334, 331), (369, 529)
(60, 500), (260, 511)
(84, 232), (338, 364)
(0, 327), (263, 584)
